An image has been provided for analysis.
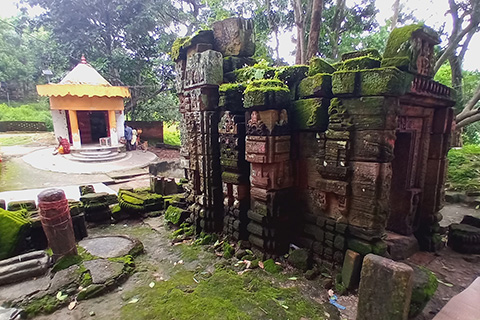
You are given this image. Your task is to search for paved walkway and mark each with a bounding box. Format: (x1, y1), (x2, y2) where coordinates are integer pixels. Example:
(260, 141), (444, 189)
(22, 148), (157, 174)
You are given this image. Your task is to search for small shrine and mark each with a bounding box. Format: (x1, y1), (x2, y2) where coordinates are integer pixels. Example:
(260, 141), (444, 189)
(37, 55), (130, 148)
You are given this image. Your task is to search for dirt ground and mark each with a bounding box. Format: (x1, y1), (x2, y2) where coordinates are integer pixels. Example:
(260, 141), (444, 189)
(1, 132), (480, 319)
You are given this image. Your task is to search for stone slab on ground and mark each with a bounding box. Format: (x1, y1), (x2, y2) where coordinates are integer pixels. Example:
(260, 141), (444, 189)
(0, 275), (50, 303)
(48, 265), (79, 294)
(433, 277), (480, 320)
(385, 231), (419, 260)
(79, 236), (136, 258)
(84, 259), (124, 284)
(357, 254), (413, 320)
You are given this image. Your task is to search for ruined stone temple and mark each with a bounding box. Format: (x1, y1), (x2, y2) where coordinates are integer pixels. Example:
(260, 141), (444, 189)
(173, 19), (454, 264)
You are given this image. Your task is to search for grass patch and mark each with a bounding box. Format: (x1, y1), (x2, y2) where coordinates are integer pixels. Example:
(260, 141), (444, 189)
(447, 144), (480, 191)
(164, 122), (180, 146)
(0, 135), (34, 146)
(121, 269), (327, 320)
(0, 100), (53, 131)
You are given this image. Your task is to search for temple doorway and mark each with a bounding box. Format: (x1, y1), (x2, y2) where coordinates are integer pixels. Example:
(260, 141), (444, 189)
(77, 111), (108, 144)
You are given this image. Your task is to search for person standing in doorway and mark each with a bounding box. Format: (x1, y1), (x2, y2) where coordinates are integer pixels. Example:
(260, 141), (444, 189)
(124, 123), (133, 151)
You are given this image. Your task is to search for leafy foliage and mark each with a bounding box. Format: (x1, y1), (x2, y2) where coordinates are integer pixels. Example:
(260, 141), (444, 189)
(447, 144), (480, 191)
(0, 100), (53, 130)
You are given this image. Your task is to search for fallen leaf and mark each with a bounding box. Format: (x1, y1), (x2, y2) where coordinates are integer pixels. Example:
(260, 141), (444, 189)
(128, 298), (139, 304)
(56, 291), (68, 301)
(149, 282), (155, 288)
(68, 301), (77, 310)
(259, 261), (264, 269)
(437, 279), (454, 287)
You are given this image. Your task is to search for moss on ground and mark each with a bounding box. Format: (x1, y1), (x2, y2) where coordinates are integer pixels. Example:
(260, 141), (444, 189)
(165, 206), (185, 225)
(23, 294), (67, 318)
(121, 269), (327, 320)
(447, 144), (480, 191)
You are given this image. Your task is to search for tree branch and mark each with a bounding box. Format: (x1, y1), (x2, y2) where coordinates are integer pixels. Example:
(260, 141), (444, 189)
(456, 109), (480, 128)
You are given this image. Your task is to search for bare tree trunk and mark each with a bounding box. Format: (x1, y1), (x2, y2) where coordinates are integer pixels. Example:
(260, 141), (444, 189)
(391, 0), (400, 31)
(330, 0), (346, 60)
(266, 0), (281, 62)
(292, 0), (305, 64)
(306, 0), (323, 62)
(449, 55), (463, 104)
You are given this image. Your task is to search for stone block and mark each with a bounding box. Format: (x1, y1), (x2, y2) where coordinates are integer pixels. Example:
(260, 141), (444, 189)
(298, 74), (333, 98)
(382, 25), (439, 77)
(182, 87), (219, 111)
(351, 130), (396, 162)
(291, 98), (329, 131)
(385, 232), (420, 260)
(357, 254), (413, 320)
(246, 135), (290, 164)
(219, 83), (246, 111)
(304, 223), (324, 241)
(359, 67), (412, 96)
(171, 30), (214, 62)
(7, 200), (36, 211)
(341, 48), (382, 61)
(0, 199), (5, 210)
(342, 249), (362, 289)
(332, 71), (358, 96)
(212, 17), (255, 57)
(243, 80), (290, 109)
(308, 57), (336, 76)
(184, 50), (223, 89)
(347, 238), (373, 256)
(340, 56), (381, 71)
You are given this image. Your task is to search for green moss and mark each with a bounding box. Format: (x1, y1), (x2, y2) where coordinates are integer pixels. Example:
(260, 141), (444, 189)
(298, 73), (333, 98)
(223, 242), (234, 259)
(340, 56), (381, 71)
(23, 294), (66, 317)
(263, 259), (282, 274)
(0, 208), (31, 259)
(109, 254), (136, 274)
(80, 271), (93, 287)
(341, 48), (382, 61)
(309, 57), (335, 76)
(165, 205), (185, 225)
(347, 238), (373, 256)
(171, 36), (192, 61)
(383, 24), (425, 58)
(243, 79), (290, 108)
(359, 67), (412, 96)
(52, 254), (83, 272)
(233, 66), (276, 82)
(447, 145), (480, 191)
(409, 266), (438, 318)
(219, 83), (246, 94)
(332, 70), (359, 96)
(275, 65), (309, 84)
(334, 273), (347, 295)
(121, 269), (327, 320)
(78, 245), (98, 261)
(291, 98), (329, 131)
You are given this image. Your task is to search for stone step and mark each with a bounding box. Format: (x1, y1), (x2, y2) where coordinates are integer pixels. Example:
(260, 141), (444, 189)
(64, 152), (127, 163)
